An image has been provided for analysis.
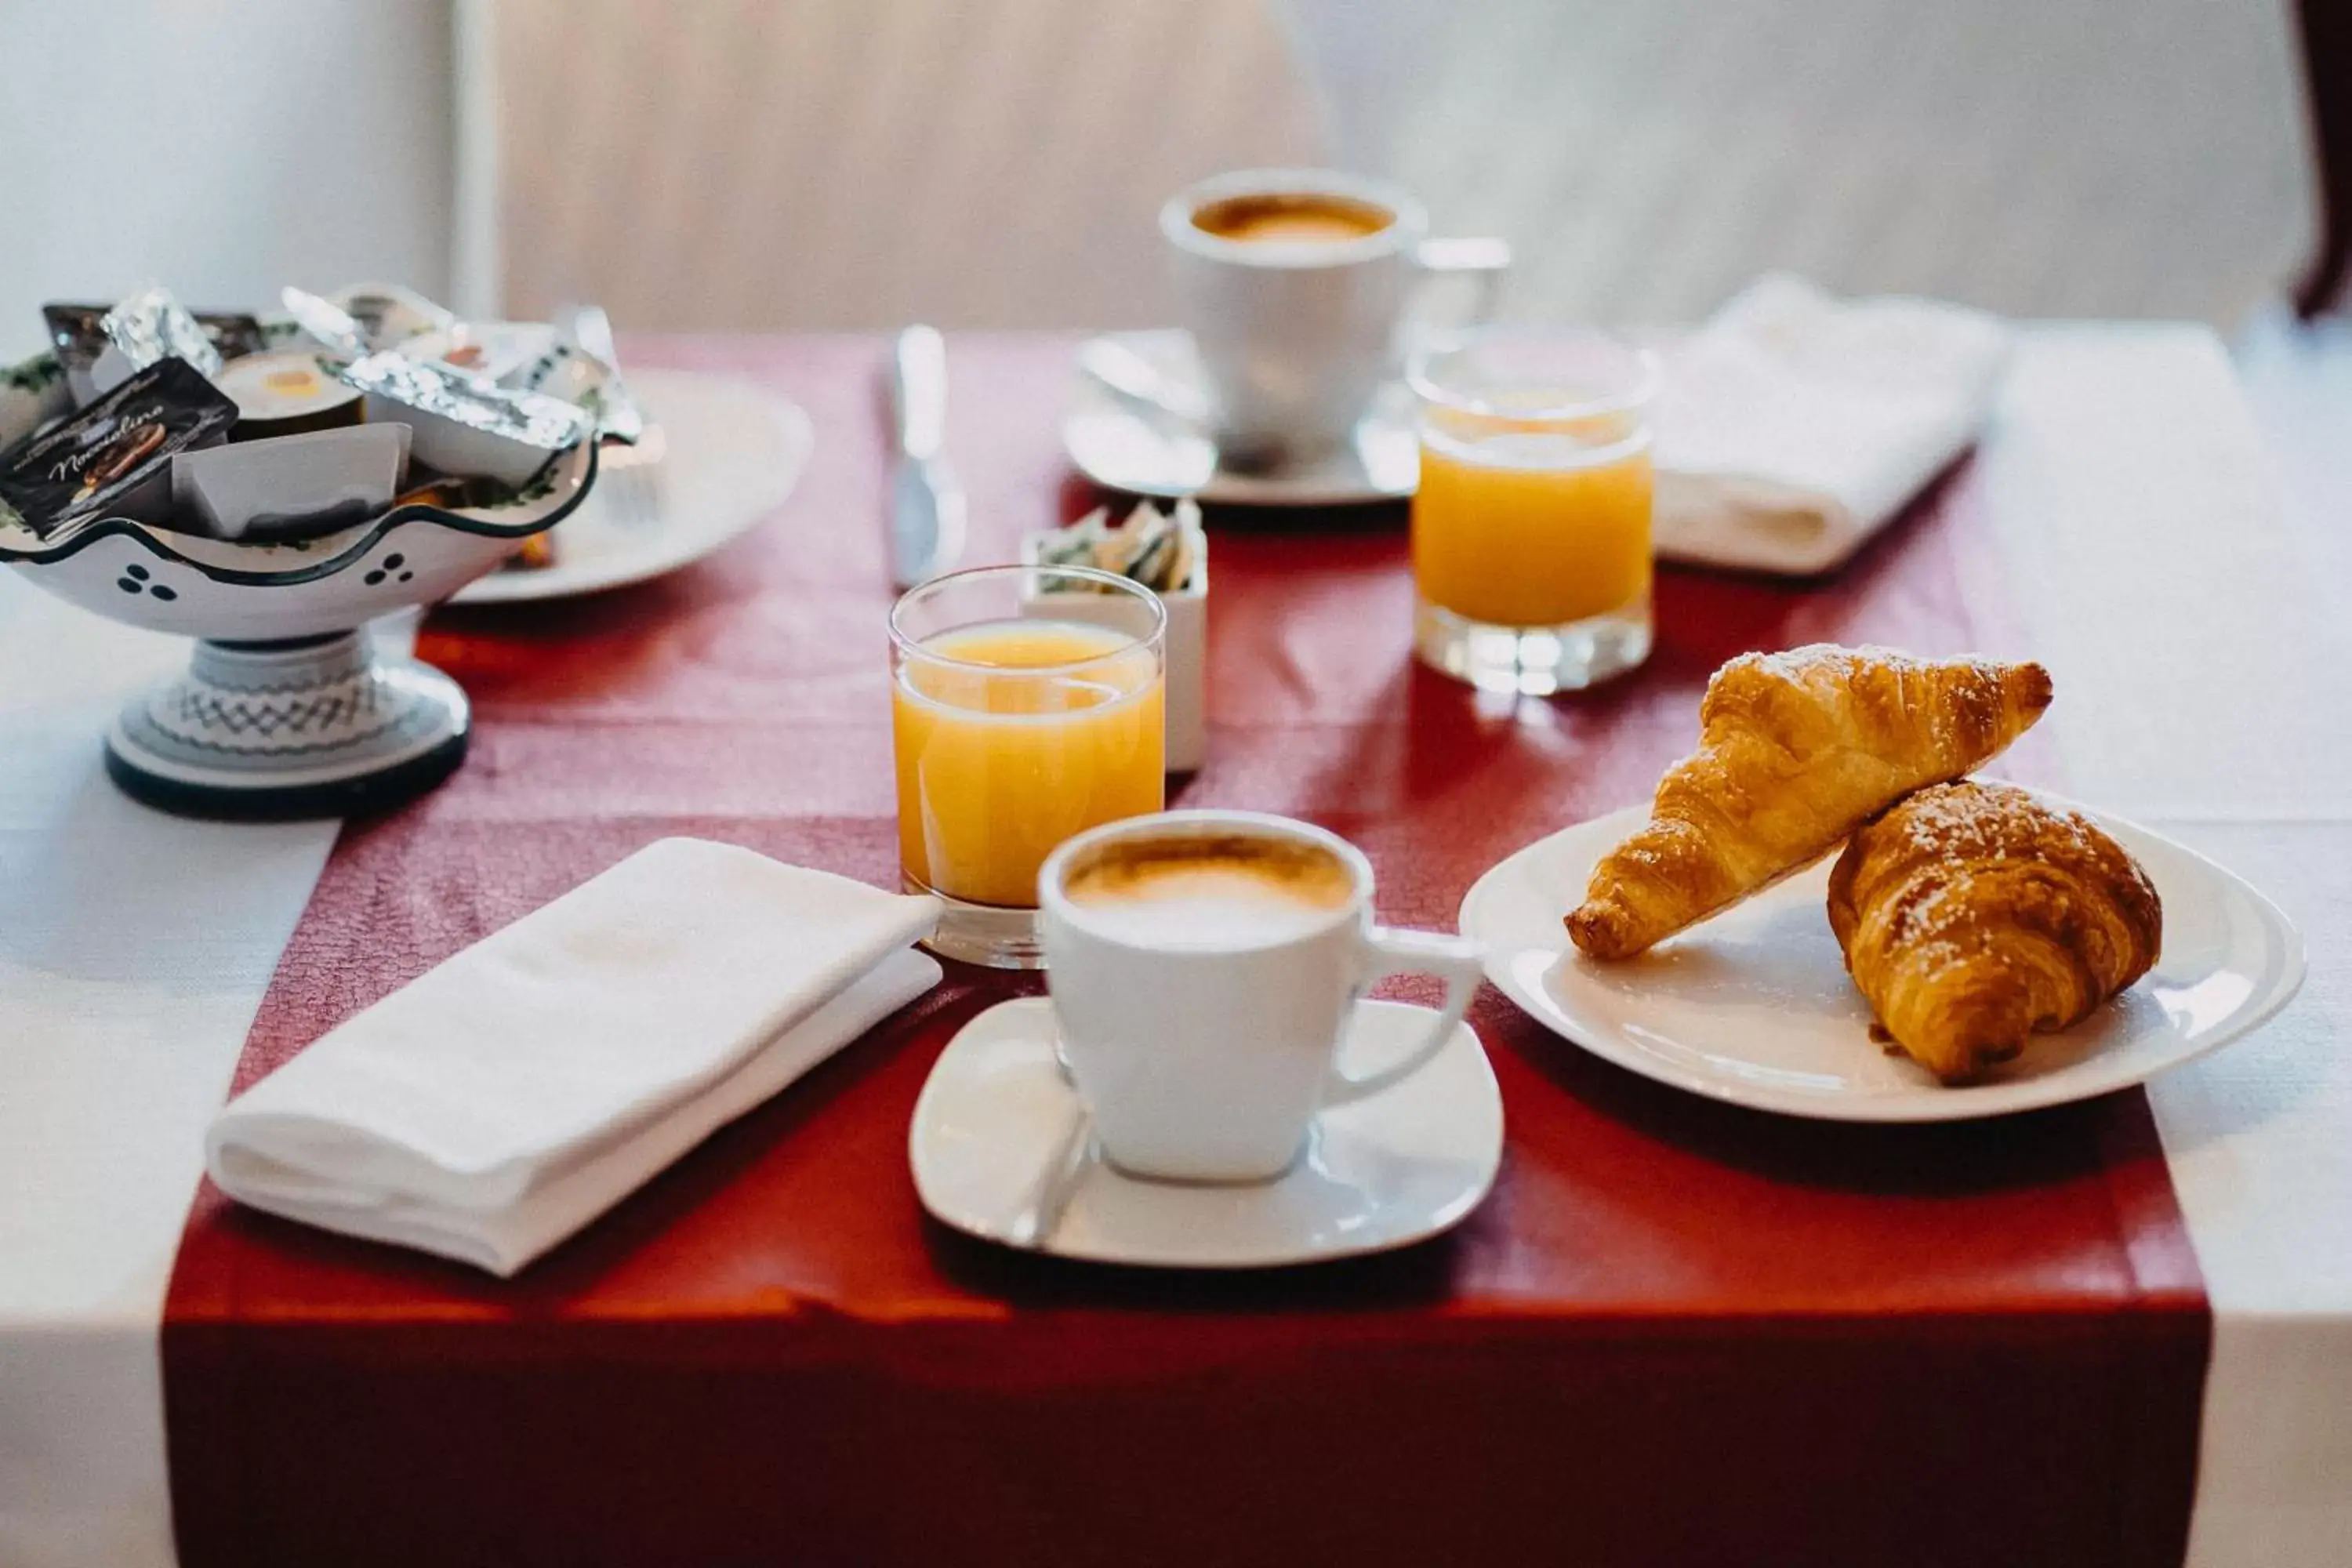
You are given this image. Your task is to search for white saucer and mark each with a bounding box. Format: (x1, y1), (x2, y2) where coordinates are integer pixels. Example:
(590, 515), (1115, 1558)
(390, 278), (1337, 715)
(909, 996), (1501, 1267)
(452, 368), (813, 604)
(1062, 329), (1417, 508)
(1458, 790), (2306, 1123)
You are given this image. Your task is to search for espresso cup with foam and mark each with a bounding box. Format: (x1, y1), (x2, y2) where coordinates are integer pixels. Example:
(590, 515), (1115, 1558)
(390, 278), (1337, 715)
(1162, 169), (1510, 470)
(1039, 810), (1485, 1183)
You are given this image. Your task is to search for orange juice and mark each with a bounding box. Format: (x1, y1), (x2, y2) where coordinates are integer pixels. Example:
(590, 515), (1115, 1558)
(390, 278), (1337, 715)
(893, 619), (1165, 909)
(1413, 430), (1653, 628)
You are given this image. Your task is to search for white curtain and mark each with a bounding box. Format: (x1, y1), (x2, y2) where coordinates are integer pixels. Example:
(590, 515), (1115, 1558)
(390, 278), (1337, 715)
(490, 0), (1327, 329)
(484, 0), (2318, 330)
(1283, 0), (2317, 327)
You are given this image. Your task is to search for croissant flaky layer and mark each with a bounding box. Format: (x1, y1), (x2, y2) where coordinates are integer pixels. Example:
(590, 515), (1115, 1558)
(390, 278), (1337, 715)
(1567, 644), (2054, 960)
(1827, 781), (2162, 1083)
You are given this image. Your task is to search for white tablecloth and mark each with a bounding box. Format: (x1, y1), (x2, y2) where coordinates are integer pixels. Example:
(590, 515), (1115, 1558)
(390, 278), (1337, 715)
(0, 599), (338, 1568)
(0, 328), (2344, 1566)
(1977, 327), (2352, 1565)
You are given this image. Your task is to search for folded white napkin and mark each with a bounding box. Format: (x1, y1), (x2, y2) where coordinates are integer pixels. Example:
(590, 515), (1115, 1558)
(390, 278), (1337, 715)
(207, 838), (941, 1276)
(1654, 274), (2013, 575)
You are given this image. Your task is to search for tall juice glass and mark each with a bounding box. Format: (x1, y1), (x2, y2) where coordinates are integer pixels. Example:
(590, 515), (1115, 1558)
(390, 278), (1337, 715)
(891, 564), (1167, 968)
(1409, 328), (1659, 694)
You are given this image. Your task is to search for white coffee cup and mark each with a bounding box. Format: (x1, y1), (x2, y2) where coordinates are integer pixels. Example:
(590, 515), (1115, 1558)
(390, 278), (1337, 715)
(1038, 810), (1486, 1184)
(1161, 168), (1509, 470)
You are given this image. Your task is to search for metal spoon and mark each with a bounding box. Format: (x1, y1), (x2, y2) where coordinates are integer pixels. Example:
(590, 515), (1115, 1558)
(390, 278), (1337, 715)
(1006, 1036), (1094, 1248)
(1007, 1099), (1094, 1250)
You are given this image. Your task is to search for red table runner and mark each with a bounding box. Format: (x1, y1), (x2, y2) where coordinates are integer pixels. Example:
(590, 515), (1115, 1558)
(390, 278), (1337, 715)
(163, 336), (2206, 1568)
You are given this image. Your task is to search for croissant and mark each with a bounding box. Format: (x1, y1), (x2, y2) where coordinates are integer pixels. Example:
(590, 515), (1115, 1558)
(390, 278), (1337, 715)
(1827, 781), (2161, 1083)
(1567, 645), (2053, 959)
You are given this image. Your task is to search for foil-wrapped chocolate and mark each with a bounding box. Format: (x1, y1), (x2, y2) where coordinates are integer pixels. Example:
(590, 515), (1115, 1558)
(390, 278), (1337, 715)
(340, 350), (591, 485)
(0, 358), (238, 537)
(281, 284), (458, 356)
(47, 303), (267, 396)
(102, 285), (226, 380)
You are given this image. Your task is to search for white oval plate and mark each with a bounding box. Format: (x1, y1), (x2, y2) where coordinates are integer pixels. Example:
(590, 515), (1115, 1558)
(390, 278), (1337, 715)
(452, 368), (811, 604)
(1062, 329), (1417, 508)
(1458, 793), (2305, 1122)
(911, 996), (1501, 1268)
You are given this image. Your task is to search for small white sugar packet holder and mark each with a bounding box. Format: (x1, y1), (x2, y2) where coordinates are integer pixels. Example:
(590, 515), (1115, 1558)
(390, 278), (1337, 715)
(1022, 497), (1208, 771)
(206, 838), (942, 1276)
(1653, 274), (2013, 575)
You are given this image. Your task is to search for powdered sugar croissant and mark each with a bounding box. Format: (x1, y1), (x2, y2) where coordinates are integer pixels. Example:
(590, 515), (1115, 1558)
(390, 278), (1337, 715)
(1567, 645), (2053, 960)
(1827, 780), (2161, 1082)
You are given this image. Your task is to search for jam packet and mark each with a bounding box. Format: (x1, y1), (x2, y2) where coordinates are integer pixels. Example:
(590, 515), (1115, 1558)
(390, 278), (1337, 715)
(0, 358), (238, 538)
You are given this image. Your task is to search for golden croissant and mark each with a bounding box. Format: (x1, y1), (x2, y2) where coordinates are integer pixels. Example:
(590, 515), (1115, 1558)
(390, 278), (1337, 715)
(1827, 781), (2162, 1082)
(1567, 645), (2053, 959)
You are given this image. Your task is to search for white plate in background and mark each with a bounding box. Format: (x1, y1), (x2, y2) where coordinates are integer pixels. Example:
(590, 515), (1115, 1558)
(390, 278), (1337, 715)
(452, 368), (811, 604)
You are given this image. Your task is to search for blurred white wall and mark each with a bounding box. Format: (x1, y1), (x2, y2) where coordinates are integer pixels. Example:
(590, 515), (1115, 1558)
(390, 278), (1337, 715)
(495, 0), (2311, 331)
(0, 0), (2321, 341)
(1283, 0), (2318, 326)
(0, 0), (456, 361)
(492, 0), (1327, 330)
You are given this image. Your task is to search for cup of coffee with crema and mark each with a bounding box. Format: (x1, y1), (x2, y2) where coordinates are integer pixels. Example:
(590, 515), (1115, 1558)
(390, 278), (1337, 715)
(1039, 810), (1485, 1183)
(1162, 169), (1510, 470)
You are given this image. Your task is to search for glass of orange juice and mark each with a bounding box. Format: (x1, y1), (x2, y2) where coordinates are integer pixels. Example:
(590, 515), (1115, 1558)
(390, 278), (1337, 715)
(1409, 328), (1659, 694)
(891, 564), (1167, 967)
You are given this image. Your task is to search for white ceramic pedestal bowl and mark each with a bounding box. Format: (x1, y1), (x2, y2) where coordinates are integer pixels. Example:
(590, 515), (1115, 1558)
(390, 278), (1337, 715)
(0, 426), (596, 819)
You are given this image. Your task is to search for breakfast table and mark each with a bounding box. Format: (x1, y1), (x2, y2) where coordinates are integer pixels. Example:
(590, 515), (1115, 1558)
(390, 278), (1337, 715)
(2, 326), (2347, 1568)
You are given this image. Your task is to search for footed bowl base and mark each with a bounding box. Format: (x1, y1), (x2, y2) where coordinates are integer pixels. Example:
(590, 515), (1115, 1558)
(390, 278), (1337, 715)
(103, 631), (470, 821)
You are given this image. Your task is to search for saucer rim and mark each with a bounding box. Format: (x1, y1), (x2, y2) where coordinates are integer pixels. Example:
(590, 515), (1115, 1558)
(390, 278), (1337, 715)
(1062, 328), (1417, 508)
(908, 995), (1503, 1269)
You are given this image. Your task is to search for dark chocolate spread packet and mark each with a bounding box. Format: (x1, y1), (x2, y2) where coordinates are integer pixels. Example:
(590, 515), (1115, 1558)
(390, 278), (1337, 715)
(0, 358), (238, 537)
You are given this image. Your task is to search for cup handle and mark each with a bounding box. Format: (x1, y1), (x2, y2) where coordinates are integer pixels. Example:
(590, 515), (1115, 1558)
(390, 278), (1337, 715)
(1413, 237), (1512, 328)
(1323, 927), (1487, 1107)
